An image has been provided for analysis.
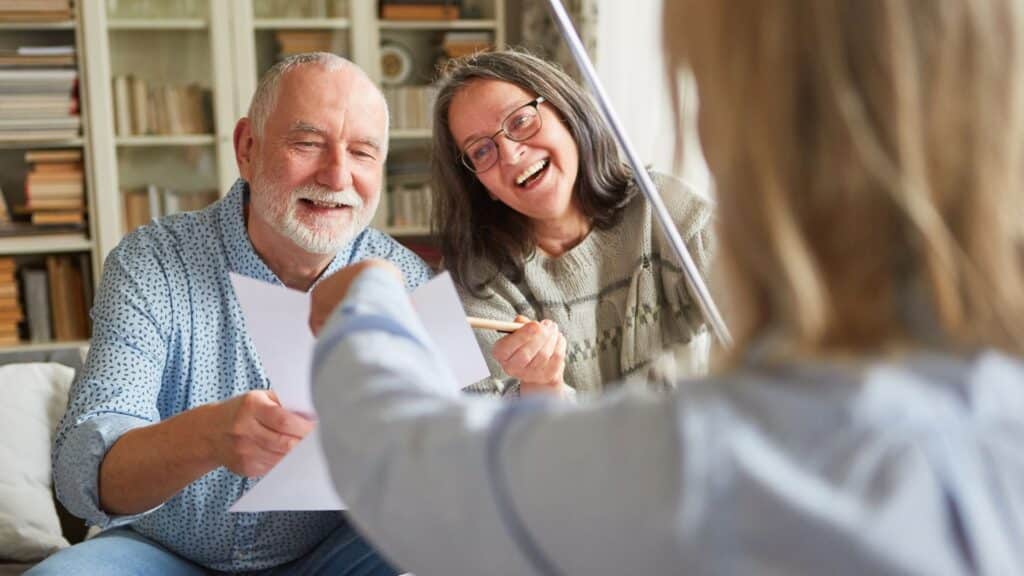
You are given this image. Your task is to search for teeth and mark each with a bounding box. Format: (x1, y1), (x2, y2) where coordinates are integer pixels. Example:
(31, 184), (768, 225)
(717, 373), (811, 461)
(309, 200), (346, 209)
(516, 159), (548, 185)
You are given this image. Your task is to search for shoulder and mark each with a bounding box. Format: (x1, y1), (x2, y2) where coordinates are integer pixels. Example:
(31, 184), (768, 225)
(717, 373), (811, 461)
(351, 228), (433, 289)
(108, 209), (213, 270)
(648, 171), (715, 240)
(457, 270), (523, 316)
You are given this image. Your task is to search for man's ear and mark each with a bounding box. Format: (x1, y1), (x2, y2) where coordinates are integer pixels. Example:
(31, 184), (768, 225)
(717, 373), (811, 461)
(234, 118), (256, 181)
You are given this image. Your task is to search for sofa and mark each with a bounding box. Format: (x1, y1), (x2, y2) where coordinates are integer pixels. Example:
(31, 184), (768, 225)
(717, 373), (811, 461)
(0, 348), (89, 575)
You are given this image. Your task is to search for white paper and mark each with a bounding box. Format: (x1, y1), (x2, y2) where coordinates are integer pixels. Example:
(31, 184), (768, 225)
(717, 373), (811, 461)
(229, 273), (315, 416)
(230, 426), (343, 512)
(229, 271), (489, 512)
(409, 273), (491, 387)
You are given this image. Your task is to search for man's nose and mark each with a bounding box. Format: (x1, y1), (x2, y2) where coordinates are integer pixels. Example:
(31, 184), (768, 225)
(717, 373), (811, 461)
(317, 146), (353, 191)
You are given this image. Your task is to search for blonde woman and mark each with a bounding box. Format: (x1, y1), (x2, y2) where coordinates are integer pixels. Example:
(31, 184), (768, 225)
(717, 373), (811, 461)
(308, 1), (1024, 574)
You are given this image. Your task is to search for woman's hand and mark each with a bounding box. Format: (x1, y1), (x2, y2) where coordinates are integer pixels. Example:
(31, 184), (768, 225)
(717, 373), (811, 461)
(492, 315), (568, 397)
(309, 259), (404, 336)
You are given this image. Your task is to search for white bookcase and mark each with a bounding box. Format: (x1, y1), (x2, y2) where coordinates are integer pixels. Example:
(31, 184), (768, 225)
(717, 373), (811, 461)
(0, 0), (508, 352)
(0, 3), (96, 351)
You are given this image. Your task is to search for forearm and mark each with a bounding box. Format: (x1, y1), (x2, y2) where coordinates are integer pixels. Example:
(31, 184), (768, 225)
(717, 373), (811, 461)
(99, 403), (220, 515)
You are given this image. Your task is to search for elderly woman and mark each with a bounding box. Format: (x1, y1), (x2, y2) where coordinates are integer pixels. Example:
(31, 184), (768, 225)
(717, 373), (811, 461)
(431, 49), (715, 398)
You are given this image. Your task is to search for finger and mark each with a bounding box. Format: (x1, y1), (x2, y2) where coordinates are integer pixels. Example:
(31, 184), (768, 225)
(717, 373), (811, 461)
(504, 324), (552, 371)
(514, 314), (532, 323)
(524, 324), (560, 373)
(545, 334), (568, 382)
(265, 390), (281, 405)
(245, 422), (297, 456)
(492, 322), (543, 362)
(254, 402), (315, 439)
(309, 313), (324, 336)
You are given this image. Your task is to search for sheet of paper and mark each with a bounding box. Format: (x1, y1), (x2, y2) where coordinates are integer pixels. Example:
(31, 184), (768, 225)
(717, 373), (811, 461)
(229, 273), (315, 416)
(409, 272), (490, 387)
(229, 271), (489, 512)
(230, 426), (343, 512)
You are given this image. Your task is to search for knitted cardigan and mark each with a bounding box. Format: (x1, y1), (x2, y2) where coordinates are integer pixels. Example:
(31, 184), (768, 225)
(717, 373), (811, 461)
(460, 172), (715, 397)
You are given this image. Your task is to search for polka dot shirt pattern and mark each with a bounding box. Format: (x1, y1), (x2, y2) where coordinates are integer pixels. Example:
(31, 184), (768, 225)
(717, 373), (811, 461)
(51, 179), (432, 572)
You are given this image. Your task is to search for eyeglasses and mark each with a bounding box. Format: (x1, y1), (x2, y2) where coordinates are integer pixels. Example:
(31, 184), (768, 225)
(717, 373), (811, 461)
(459, 96), (546, 173)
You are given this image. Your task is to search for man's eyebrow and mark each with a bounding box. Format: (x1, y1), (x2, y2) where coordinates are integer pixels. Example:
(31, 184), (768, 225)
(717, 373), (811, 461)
(353, 137), (384, 152)
(287, 121), (326, 137)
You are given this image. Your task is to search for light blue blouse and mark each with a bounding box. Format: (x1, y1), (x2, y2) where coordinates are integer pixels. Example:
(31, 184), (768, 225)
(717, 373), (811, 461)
(314, 267), (1024, 576)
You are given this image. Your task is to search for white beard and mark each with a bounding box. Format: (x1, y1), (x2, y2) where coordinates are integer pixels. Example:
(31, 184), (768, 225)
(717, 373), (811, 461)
(250, 169), (369, 255)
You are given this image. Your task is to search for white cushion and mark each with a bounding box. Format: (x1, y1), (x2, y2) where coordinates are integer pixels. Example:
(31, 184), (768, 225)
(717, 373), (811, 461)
(0, 363), (74, 562)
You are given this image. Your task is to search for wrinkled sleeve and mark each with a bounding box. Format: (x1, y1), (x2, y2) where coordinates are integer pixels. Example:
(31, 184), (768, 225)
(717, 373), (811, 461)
(52, 240), (170, 528)
(312, 267), (685, 576)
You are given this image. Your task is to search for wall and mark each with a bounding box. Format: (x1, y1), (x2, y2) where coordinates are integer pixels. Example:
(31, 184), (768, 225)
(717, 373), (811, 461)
(595, 0), (710, 196)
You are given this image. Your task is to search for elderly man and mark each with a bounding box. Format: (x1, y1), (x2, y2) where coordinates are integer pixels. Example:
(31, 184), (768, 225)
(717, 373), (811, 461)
(33, 53), (429, 575)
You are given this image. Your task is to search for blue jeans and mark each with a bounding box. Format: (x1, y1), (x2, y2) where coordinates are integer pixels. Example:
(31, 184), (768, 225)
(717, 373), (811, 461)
(27, 521), (399, 576)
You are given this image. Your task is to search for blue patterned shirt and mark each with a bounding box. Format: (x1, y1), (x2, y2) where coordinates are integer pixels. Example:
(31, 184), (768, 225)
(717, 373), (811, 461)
(52, 179), (432, 572)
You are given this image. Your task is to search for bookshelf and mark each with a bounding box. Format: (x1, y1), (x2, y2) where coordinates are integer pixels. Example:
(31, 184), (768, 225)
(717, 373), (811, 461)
(233, 0), (504, 247)
(0, 0), (97, 350)
(0, 1), (509, 352)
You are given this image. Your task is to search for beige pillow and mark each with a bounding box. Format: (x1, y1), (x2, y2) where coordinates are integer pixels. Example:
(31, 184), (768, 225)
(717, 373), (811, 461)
(0, 363), (74, 562)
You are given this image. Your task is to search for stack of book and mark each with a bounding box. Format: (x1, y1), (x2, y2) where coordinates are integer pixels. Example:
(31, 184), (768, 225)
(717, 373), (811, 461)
(380, 0), (460, 20)
(0, 258), (22, 345)
(382, 84), (439, 130)
(0, 0), (73, 23)
(0, 45), (75, 68)
(275, 31), (337, 58)
(0, 67), (79, 141)
(111, 75), (212, 136)
(441, 32), (492, 58)
(23, 149), (85, 226)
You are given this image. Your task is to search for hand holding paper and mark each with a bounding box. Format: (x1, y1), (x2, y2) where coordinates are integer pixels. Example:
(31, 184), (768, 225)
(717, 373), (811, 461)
(227, 269), (488, 512)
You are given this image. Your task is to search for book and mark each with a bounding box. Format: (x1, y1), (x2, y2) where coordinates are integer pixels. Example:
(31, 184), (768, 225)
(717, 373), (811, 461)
(122, 188), (151, 232)
(380, 4), (460, 20)
(21, 267), (50, 343)
(31, 210), (84, 225)
(24, 149), (81, 163)
(46, 255), (89, 341)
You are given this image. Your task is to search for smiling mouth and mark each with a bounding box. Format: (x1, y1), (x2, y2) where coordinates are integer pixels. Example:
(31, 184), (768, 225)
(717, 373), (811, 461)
(516, 159), (550, 187)
(300, 199), (353, 210)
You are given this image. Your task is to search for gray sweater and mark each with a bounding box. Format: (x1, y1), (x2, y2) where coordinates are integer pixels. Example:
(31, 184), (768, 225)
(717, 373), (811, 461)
(461, 172), (714, 396)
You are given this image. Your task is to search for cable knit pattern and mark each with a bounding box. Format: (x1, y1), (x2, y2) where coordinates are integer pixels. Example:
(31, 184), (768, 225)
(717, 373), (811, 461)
(461, 172), (715, 397)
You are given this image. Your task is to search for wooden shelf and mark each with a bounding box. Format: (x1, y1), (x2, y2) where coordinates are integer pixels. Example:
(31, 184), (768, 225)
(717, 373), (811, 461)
(0, 137), (84, 149)
(107, 19), (207, 31)
(378, 19), (499, 31)
(0, 21), (75, 30)
(0, 339), (89, 354)
(0, 234), (92, 255)
(116, 135), (216, 147)
(254, 18), (351, 30)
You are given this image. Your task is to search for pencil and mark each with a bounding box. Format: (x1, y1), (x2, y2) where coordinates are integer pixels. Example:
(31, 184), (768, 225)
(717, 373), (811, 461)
(466, 316), (527, 333)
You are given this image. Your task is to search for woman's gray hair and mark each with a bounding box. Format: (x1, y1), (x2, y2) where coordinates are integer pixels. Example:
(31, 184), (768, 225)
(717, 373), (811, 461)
(247, 52), (390, 139)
